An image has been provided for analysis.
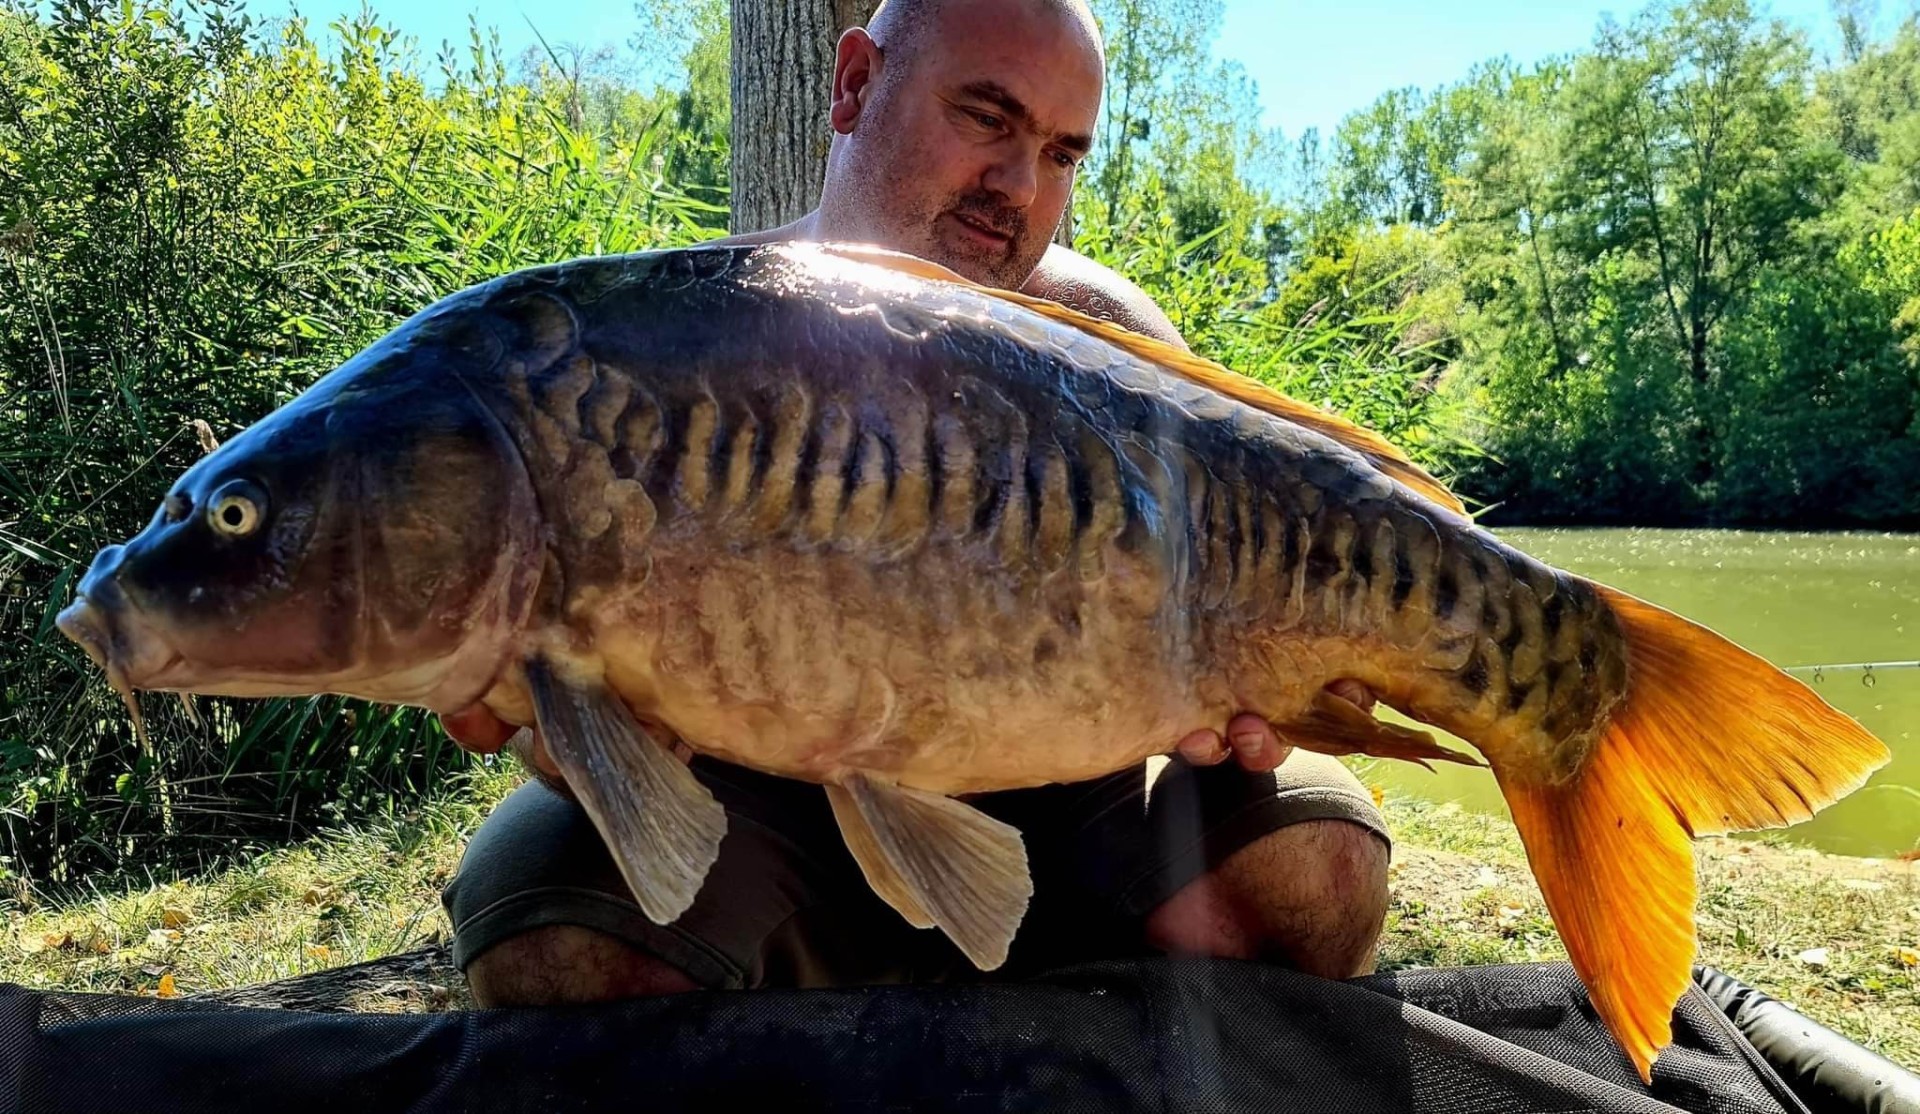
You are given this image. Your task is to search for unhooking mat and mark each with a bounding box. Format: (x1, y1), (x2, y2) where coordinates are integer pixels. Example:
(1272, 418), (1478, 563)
(0, 957), (1891, 1113)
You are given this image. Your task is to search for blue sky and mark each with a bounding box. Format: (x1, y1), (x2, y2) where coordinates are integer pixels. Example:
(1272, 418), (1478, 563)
(260, 0), (1868, 142)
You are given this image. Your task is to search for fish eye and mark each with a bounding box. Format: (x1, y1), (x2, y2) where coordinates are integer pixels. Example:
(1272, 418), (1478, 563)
(207, 480), (267, 538)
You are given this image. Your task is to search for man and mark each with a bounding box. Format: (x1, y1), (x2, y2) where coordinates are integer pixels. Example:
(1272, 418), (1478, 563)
(438, 0), (1392, 1007)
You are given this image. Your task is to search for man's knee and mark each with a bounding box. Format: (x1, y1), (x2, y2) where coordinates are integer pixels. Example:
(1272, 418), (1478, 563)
(466, 924), (700, 1007)
(1141, 817), (1389, 979)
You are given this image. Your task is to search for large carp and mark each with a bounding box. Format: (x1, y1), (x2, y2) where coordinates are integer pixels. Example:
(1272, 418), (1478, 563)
(57, 241), (1887, 1079)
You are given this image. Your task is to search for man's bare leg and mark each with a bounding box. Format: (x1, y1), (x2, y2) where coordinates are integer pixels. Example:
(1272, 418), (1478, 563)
(1140, 817), (1390, 979)
(466, 925), (698, 1007)
(1153, 691), (1391, 979)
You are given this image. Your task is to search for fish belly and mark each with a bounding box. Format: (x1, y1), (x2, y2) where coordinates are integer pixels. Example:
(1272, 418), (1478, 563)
(583, 532), (1245, 795)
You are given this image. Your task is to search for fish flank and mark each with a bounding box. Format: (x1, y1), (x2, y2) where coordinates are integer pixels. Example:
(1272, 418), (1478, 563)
(580, 365), (632, 449)
(716, 405), (759, 515)
(644, 399), (686, 509)
(1032, 439), (1074, 574)
(841, 432), (890, 549)
(751, 382), (812, 538)
(679, 396), (718, 511)
(933, 412), (975, 541)
(874, 391), (931, 559)
(802, 401), (855, 548)
(1077, 432), (1124, 582)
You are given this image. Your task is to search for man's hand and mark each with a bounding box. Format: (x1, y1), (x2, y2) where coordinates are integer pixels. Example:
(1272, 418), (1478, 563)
(1172, 679), (1376, 774)
(441, 678), (1381, 783)
(438, 703), (693, 786)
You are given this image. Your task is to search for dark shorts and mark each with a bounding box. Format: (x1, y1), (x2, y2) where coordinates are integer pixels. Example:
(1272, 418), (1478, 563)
(442, 751), (1389, 990)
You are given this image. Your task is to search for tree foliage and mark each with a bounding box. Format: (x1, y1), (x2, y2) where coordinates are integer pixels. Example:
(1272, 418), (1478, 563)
(1287, 0), (1920, 527)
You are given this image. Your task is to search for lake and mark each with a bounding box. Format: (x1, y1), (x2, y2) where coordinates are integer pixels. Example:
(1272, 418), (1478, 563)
(1367, 527), (1920, 860)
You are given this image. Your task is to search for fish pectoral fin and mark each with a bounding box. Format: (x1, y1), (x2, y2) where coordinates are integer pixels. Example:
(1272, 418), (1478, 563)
(525, 657), (726, 925)
(825, 783), (934, 929)
(1285, 690), (1484, 770)
(838, 772), (1033, 970)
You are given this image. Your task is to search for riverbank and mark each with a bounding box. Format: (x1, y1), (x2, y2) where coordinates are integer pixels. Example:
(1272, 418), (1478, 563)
(3, 765), (1915, 1066)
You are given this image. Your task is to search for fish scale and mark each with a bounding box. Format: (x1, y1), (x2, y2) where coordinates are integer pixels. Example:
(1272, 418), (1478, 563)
(56, 241), (1890, 1083)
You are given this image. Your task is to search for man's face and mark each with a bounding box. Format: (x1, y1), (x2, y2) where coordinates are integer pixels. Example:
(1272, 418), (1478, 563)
(822, 1), (1103, 289)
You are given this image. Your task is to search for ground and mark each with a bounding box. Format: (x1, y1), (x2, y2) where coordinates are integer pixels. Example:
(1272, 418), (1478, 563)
(3, 761), (1916, 1067)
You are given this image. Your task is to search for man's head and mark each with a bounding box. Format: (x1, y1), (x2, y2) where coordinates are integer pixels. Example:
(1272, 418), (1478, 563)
(814, 0), (1105, 289)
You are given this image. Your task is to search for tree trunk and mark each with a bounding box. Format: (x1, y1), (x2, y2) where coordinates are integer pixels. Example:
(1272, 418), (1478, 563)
(729, 0), (881, 234)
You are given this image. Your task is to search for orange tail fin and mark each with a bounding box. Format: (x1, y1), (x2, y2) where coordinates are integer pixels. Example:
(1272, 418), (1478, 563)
(1495, 585), (1889, 1083)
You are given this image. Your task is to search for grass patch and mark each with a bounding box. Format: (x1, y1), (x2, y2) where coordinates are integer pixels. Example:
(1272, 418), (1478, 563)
(1, 768), (1913, 1069)
(0, 762), (518, 999)
(1378, 794), (1920, 1066)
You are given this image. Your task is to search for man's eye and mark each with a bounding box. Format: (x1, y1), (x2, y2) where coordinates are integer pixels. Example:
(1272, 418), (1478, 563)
(972, 111), (1002, 129)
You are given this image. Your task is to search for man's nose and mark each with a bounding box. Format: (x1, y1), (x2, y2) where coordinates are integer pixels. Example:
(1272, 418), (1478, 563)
(982, 148), (1038, 208)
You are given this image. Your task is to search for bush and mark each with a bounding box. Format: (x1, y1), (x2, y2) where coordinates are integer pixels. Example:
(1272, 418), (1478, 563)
(0, 0), (724, 886)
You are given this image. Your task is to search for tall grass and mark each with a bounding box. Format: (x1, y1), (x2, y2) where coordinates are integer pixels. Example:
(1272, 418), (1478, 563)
(0, 0), (725, 887)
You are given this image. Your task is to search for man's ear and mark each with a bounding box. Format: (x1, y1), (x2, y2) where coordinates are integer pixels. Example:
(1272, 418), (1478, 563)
(830, 27), (880, 134)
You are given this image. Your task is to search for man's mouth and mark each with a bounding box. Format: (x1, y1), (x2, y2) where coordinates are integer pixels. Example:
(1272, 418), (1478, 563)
(949, 211), (1013, 246)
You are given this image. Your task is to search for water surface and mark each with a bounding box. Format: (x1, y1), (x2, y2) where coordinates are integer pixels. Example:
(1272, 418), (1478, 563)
(1369, 527), (1920, 859)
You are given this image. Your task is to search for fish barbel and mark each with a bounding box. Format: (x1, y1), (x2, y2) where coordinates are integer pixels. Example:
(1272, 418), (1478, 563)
(55, 241), (1888, 1080)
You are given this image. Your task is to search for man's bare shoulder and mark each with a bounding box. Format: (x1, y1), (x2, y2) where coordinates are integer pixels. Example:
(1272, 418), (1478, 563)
(704, 216), (815, 249)
(1022, 244), (1190, 351)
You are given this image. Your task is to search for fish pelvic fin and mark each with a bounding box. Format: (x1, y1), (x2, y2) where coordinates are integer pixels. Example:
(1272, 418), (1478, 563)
(798, 241), (1469, 518)
(1495, 584), (1890, 1084)
(836, 772), (1032, 970)
(825, 782), (934, 929)
(1284, 690), (1482, 771)
(525, 657), (727, 925)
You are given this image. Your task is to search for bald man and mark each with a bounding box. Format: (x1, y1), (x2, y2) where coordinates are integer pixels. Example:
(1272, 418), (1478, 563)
(439, 0), (1393, 1007)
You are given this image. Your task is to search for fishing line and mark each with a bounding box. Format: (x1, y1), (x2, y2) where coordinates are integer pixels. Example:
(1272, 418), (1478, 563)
(1783, 659), (1920, 686)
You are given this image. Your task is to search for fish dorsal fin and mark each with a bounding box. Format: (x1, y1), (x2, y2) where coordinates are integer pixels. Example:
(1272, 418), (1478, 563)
(797, 241), (1469, 517)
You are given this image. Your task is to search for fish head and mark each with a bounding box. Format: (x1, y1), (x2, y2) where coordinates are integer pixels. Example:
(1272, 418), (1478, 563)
(58, 320), (545, 716)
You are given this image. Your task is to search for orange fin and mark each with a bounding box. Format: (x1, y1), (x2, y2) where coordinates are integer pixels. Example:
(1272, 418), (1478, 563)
(800, 241), (1469, 517)
(1285, 690), (1483, 770)
(1497, 585), (1890, 1083)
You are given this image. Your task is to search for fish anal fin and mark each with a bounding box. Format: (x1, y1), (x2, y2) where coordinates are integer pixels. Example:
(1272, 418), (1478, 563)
(525, 657), (727, 925)
(841, 772), (1032, 970)
(1284, 690), (1483, 770)
(799, 241), (1468, 517)
(826, 782), (935, 929)
(1493, 584), (1890, 1083)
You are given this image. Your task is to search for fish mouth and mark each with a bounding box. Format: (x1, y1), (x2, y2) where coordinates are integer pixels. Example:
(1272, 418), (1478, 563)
(56, 592), (179, 748)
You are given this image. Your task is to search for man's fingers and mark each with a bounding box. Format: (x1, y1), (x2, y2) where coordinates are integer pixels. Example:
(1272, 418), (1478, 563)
(1226, 714), (1292, 773)
(1175, 728), (1231, 766)
(438, 704), (520, 754)
(1326, 677), (1376, 713)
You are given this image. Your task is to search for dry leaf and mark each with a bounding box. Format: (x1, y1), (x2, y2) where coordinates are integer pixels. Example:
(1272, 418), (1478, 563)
(160, 908), (191, 929)
(156, 973), (177, 998)
(43, 931), (71, 951)
(1369, 784), (1385, 810)
(305, 944), (331, 960)
(1796, 947), (1830, 969)
(1894, 947), (1919, 968)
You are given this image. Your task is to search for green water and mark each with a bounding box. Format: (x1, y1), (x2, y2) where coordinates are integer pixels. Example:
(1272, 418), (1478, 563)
(1368, 527), (1920, 859)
